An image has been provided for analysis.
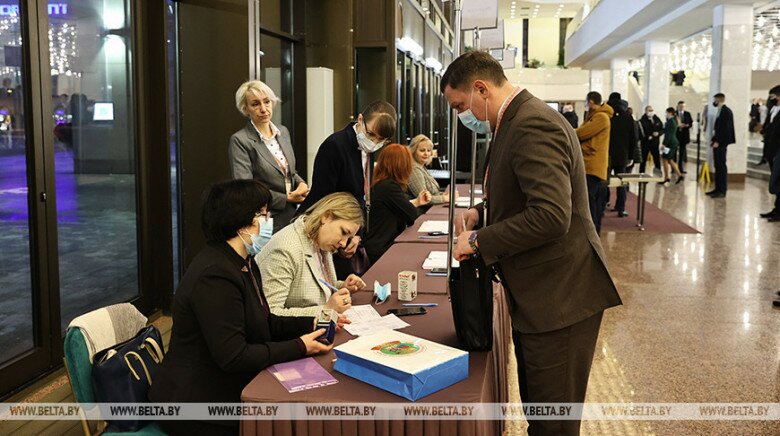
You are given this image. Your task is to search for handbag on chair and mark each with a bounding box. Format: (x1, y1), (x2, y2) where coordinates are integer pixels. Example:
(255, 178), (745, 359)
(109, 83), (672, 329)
(91, 325), (164, 432)
(448, 256), (494, 351)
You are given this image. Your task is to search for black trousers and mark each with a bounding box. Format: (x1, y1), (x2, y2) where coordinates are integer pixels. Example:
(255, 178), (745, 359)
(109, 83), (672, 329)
(639, 140), (660, 172)
(677, 139), (689, 172)
(605, 165), (628, 213)
(513, 311), (604, 436)
(713, 144), (728, 194)
(586, 175), (606, 234)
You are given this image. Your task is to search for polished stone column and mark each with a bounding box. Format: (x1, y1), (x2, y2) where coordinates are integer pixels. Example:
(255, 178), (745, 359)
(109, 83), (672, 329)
(589, 69), (608, 97)
(643, 40), (670, 113)
(610, 58), (629, 100)
(709, 4), (753, 178)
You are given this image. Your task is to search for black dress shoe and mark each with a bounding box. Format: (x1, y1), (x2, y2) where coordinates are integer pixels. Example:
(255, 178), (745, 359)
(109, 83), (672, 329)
(768, 215), (780, 222)
(710, 192), (726, 198)
(617, 211), (629, 218)
(760, 210), (777, 218)
(705, 190), (717, 196)
(774, 299), (780, 308)
(675, 176), (684, 184)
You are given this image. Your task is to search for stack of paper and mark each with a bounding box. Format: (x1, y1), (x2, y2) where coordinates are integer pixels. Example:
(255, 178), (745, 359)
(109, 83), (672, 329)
(343, 305), (410, 336)
(269, 357), (338, 393)
(417, 220), (449, 233)
(422, 251), (460, 270)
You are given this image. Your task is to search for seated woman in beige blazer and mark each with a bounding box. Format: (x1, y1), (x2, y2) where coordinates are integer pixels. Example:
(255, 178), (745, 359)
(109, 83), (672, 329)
(407, 134), (456, 205)
(257, 192), (366, 317)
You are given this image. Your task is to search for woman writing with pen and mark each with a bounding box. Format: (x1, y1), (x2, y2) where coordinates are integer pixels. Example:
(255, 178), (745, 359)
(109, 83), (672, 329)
(257, 193), (366, 317)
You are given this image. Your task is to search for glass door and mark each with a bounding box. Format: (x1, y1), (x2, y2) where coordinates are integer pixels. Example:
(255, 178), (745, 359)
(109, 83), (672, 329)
(49, 0), (141, 331)
(0, 0), (45, 380)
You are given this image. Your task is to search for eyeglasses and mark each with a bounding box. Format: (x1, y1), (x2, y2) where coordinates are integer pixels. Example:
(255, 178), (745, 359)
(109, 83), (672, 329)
(254, 211), (272, 221)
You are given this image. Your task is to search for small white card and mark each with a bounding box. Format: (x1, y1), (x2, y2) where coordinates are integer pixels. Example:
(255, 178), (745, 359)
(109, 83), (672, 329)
(418, 220), (449, 233)
(343, 314), (410, 336)
(422, 251), (460, 270)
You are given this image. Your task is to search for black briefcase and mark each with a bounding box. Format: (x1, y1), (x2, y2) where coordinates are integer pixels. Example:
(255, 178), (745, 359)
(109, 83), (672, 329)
(448, 256), (494, 351)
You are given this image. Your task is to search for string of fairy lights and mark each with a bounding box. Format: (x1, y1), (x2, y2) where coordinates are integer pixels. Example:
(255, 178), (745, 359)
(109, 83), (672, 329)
(628, 6), (780, 76)
(0, 13), (79, 77)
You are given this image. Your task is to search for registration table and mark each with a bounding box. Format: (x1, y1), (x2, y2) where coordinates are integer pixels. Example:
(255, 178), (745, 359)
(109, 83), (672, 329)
(425, 184), (482, 216)
(241, 286), (510, 436)
(359, 242), (448, 292)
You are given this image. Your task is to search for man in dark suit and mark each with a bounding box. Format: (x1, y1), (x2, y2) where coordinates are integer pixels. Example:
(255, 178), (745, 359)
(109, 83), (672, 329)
(607, 92), (635, 217)
(676, 100), (693, 174)
(707, 93), (735, 198)
(442, 51), (622, 436)
(638, 105), (664, 173)
(761, 85), (780, 221)
(298, 101), (396, 277)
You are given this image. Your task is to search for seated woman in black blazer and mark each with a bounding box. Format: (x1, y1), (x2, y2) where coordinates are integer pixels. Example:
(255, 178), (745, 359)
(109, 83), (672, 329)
(149, 179), (334, 436)
(364, 144), (432, 264)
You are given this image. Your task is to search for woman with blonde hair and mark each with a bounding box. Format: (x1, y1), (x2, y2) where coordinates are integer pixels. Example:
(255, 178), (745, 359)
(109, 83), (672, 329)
(229, 80), (309, 232)
(407, 134), (452, 205)
(257, 192), (366, 317)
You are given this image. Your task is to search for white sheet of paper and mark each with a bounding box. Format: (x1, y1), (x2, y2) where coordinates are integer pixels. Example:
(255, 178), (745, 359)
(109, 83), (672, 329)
(455, 197), (483, 208)
(343, 305), (381, 324)
(343, 314), (410, 336)
(417, 220), (449, 233)
(422, 251), (460, 270)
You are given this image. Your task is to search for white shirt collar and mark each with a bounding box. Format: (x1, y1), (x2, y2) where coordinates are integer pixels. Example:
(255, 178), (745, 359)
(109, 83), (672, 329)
(252, 121), (280, 142)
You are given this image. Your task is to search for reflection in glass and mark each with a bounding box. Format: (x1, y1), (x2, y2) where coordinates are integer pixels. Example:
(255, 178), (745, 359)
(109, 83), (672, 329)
(0, 3), (33, 364)
(50, 0), (139, 330)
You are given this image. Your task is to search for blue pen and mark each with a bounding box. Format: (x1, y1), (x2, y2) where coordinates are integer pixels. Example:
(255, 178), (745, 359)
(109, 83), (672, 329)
(318, 278), (340, 293)
(402, 303), (438, 307)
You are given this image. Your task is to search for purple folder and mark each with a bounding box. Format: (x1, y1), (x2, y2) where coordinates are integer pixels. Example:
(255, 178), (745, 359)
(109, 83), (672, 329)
(269, 357), (338, 393)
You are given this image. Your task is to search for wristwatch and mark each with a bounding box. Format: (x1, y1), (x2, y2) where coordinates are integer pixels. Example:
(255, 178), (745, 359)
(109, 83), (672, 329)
(468, 231), (479, 253)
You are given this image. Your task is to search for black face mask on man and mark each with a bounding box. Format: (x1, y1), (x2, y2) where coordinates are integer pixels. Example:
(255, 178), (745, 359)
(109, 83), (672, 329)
(712, 101), (719, 107)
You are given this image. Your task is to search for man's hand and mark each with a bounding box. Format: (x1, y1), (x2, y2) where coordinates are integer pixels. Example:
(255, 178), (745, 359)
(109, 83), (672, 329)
(339, 235), (361, 259)
(455, 208), (480, 236)
(712, 141), (719, 149)
(453, 230), (476, 261)
(343, 274), (366, 292)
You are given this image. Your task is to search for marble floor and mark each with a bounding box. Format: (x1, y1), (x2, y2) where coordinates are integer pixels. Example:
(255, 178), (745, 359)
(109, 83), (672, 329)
(579, 176), (780, 435)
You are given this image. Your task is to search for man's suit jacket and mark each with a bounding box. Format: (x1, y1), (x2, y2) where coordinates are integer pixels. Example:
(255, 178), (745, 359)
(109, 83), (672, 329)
(712, 105), (736, 146)
(256, 217), (345, 317)
(676, 110), (693, 145)
(229, 122), (305, 232)
(149, 242), (311, 404)
(299, 123), (371, 214)
(475, 89), (622, 334)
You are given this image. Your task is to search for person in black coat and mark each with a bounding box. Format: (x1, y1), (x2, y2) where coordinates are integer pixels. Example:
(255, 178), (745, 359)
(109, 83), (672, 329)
(627, 107), (643, 170)
(298, 101), (397, 278)
(675, 101), (694, 174)
(606, 93), (635, 217)
(760, 85), (780, 220)
(364, 144), (431, 263)
(706, 93), (736, 198)
(639, 106), (664, 173)
(562, 103), (578, 128)
(149, 180), (335, 436)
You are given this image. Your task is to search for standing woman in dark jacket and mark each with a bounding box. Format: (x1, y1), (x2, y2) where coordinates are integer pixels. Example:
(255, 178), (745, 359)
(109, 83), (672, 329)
(149, 179), (333, 436)
(660, 107), (683, 185)
(364, 144), (431, 263)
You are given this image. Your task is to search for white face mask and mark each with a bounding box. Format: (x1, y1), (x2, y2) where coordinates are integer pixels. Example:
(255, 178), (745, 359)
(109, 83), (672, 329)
(647, 111), (654, 117)
(356, 119), (384, 153)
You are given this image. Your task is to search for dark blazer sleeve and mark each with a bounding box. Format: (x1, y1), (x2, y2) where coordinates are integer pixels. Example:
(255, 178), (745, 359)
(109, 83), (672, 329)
(306, 139), (342, 205)
(478, 117), (573, 264)
(268, 314), (315, 342)
(190, 266), (304, 373)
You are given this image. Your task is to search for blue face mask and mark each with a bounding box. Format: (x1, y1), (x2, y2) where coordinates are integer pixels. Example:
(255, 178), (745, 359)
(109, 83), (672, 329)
(458, 90), (491, 134)
(374, 280), (391, 304)
(240, 217), (273, 257)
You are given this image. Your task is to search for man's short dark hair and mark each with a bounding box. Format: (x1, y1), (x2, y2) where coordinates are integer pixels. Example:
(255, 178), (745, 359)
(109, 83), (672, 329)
(769, 85), (780, 96)
(666, 107), (676, 115)
(586, 91), (602, 105)
(201, 179), (271, 242)
(714, 93), (725, 99)
(677, 100), (685, 105)
(608, 92), (621, 101)
(362, 100), (397, 140)
(440, 50), (508, 93)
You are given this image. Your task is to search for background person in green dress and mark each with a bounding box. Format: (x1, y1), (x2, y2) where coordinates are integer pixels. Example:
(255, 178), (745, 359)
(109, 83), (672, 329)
(661, 107), (684, 185)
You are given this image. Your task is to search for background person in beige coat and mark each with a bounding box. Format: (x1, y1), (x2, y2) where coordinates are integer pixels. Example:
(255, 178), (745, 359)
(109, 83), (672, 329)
(256, 193), (366, 317)
(443, 51), (621, 436)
